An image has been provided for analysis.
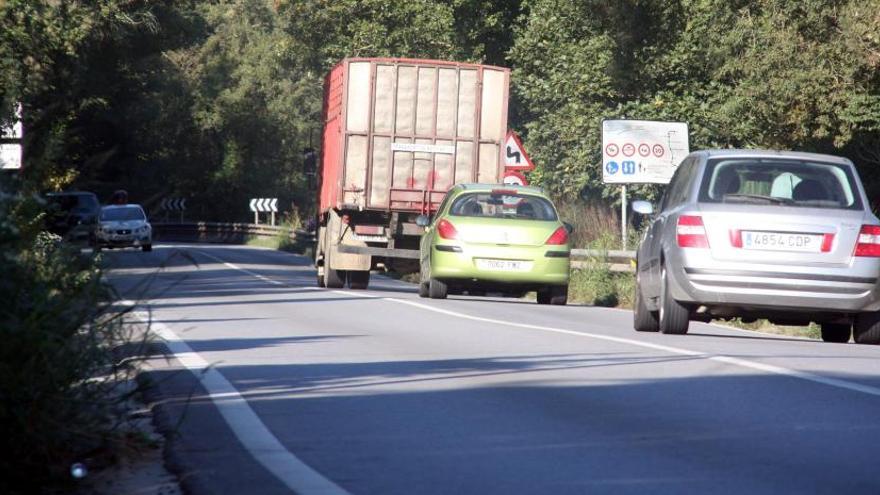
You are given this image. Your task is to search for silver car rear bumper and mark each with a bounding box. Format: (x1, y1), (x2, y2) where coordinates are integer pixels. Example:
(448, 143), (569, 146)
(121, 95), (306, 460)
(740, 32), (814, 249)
(668, 250), (880, 313)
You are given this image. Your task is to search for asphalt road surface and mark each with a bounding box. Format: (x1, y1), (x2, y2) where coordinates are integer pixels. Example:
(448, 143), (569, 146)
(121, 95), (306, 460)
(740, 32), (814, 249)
(105, 244), (880, 495)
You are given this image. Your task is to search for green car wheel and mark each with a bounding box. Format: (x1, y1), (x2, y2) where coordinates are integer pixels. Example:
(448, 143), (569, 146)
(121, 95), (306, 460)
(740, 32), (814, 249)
(537, 285), (568, 305)
(429, 278), (448, 299)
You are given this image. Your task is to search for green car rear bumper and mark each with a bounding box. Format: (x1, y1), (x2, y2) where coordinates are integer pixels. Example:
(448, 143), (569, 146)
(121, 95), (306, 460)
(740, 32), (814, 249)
(431, 244), (570, 286)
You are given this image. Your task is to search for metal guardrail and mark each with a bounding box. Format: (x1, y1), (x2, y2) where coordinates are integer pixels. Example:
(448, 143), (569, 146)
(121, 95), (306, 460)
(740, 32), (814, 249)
(153, 222), (635, 273)
(153, 222), (315, 245)
(570, 249), (636, 273)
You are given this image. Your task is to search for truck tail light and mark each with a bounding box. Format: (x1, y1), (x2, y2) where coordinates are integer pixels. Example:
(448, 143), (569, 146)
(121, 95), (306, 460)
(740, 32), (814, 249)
(855, 225), (880, 257)
(677, 215), (709, 248)
(437, 219), (458, 240)
(545, 226), (569, 245)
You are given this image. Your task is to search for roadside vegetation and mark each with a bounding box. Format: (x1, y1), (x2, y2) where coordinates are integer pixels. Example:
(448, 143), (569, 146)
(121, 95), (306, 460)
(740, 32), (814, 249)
(0, 186), (157, 493)
(3, 1), (878, 216)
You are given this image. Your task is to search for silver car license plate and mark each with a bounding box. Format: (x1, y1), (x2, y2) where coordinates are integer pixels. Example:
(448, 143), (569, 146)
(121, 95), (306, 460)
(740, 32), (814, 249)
(476, 259), (532, 272)
(742, 231), (823, 252)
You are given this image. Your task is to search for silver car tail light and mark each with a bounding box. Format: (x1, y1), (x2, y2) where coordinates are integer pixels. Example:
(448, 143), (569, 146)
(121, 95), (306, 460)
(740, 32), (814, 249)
(855, 225), (880, 257)
(677, 215), (709, 248)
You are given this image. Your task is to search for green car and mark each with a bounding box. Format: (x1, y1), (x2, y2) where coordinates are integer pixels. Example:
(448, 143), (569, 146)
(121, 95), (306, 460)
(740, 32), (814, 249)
(417, 183), (571, 304)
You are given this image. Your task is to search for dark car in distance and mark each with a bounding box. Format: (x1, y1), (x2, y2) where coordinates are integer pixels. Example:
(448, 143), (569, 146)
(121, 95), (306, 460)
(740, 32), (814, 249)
(45, 191), (100, 244)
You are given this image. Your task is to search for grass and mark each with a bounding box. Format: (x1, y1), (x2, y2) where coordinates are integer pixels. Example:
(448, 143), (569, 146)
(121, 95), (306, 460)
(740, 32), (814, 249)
(245, 224), (314, 258)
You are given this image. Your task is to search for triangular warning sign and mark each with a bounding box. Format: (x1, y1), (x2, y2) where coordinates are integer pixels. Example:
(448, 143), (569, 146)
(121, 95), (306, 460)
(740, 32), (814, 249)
(503, 131), (535, 171)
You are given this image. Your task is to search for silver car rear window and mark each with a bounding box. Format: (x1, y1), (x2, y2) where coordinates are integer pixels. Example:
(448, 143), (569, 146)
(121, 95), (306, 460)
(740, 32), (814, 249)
(698, 159), (863, 210)
(449, 192), (558, 221)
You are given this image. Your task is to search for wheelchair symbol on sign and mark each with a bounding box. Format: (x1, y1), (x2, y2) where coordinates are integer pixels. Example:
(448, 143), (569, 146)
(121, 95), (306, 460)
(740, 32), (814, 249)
(621, 160), (636, 175)
(605, 161), (619, 175)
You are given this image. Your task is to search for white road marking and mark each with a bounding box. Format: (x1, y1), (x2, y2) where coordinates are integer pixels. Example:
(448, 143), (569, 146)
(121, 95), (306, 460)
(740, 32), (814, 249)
(135, 247), (880, 493)
(373, 296), (880, 398)
(193, 253), (880, 398)
(129, 308), (349, 495)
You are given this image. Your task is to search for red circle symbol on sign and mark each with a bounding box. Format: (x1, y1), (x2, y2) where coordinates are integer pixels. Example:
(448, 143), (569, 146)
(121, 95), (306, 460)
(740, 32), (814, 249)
(638, 143), (650, 157)
(622, 143), (636, 157)
(652, 144), (665, 157)
(605, 143), (619, 157)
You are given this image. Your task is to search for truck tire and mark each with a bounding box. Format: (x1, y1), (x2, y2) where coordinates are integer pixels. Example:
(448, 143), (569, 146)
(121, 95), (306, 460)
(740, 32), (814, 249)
(142, 244), (152, 252)
(820, 323), (851, 343)
(429, 278), (447, 299)
(418, 282), (429, 298)
(348, 270), (370, 290)
(658, 266), (689, 334)
(325, 267), (346, 289)
(634, 274), (659, 332)
(853, 312), (880, 345)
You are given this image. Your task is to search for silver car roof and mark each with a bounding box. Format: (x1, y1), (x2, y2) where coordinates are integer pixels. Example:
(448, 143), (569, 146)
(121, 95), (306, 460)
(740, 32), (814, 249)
(691, 149), (852, 165)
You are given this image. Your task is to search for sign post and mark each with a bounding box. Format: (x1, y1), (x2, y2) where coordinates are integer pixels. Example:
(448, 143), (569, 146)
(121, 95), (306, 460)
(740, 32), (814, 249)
(602, 120), (689, 248)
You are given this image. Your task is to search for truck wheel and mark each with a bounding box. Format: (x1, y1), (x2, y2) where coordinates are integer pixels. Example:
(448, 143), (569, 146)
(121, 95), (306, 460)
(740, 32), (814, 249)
(349, 270), (370, 290)
(854, 312), (880, 344)
(634, 273), (659, 332)
(325, 268), (345, 289)
(429, 278), (447, 299)
(142, 244), (152, 252)
(418, 282), (429, 298)
(820, 323), (851, 343)
(659, 266), (689, 334)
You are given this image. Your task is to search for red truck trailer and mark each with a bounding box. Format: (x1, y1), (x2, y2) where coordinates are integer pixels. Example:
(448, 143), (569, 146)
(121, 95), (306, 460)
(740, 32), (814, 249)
(315, 57), (511, 289)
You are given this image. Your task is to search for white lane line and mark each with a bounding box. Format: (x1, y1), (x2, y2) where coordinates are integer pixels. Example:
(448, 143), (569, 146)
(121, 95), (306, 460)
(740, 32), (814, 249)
(196, 249), (286, 286)
(130, 308), (349, 495)
(181, 252), (880, 399)
(374, 297), (880, 398)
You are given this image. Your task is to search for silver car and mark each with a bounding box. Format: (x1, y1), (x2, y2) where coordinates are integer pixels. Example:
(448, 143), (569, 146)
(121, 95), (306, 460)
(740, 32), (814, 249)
(96, 204), (152, 252)
(633, 150), (880, 344)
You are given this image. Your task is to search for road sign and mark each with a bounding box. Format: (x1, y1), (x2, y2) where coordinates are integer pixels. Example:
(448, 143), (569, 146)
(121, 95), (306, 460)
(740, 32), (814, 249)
(0, 144), (21, 170)
(161, 198), (187, 211)
(503, 131), (535, 171)
(601, 120), (689, 184)
(502, 170), (528, 187)
(249, 198), (278, 212)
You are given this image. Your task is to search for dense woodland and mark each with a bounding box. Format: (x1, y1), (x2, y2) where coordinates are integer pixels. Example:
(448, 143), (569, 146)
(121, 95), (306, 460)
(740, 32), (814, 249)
(2, 0), (880, 218)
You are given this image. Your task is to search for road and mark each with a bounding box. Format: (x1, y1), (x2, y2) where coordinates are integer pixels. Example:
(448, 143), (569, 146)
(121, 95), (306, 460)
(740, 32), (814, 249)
(106, 244), (880, 495)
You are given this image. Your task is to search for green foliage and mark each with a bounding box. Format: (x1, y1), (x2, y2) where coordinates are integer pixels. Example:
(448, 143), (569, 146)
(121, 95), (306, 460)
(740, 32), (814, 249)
(511, 0), (880, 201)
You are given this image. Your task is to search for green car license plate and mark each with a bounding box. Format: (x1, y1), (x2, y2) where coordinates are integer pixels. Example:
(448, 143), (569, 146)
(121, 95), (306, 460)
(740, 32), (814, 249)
(476, 259), (533, 272)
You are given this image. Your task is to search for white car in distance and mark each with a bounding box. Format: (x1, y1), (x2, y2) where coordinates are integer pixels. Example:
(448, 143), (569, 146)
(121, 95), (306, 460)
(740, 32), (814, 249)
(96, 204), (152, 252)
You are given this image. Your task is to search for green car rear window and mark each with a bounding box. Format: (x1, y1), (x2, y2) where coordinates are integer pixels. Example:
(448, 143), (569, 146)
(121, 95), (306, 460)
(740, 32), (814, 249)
(449, 192), (558, 221)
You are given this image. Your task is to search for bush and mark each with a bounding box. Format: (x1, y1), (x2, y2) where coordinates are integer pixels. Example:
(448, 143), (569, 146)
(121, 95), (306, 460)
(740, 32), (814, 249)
(0, 192), (146, 493)
(566, 227), (638, 308)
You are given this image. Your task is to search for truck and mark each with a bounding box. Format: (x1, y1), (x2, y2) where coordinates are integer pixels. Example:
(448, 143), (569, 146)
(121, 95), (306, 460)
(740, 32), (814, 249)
(315, 58), (511, 289)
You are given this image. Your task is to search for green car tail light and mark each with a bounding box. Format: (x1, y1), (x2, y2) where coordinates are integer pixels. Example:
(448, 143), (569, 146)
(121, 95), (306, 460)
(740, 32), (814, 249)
(438, 219), (458, 240)
(545, 226), (569, 245)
